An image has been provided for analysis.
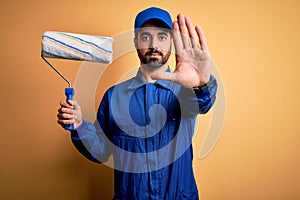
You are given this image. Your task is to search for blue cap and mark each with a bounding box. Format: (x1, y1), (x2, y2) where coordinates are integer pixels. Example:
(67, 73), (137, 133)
(134, 7), (172, 31)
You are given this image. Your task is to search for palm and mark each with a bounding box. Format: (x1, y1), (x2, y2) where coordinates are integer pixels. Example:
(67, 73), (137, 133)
(174, 47), (212, 88)
(152, 14), (212, 88)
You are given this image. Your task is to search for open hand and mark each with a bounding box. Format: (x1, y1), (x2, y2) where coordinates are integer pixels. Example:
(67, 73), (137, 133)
(152, 14), (212, 88)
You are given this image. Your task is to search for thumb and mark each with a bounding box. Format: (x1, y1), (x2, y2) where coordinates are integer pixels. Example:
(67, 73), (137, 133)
(67, 100), (81, 111)
(72, 100), (81, 111)
(151, 71), (178, 83)
(152, 71), (193, 88)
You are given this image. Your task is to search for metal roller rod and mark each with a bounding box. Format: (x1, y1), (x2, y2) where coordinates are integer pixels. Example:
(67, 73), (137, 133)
(41, 55), (71, 88)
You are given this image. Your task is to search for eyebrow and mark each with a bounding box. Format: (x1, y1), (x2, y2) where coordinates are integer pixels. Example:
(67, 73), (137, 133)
(140, 32), (151, 37)
(140, 31), (169, 37)
(157, 31), (169, 37)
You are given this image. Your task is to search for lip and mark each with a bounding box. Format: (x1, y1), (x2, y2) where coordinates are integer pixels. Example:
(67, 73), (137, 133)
(147, 53), (161, 57)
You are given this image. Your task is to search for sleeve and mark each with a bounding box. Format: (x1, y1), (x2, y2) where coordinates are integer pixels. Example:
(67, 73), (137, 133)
(70, 91), (114, 164)
(193, 74), (218, 114)
(179, 74), (218, 116)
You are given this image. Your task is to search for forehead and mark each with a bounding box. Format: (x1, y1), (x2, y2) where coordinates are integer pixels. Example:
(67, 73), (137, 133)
(137, 23), (170, 35)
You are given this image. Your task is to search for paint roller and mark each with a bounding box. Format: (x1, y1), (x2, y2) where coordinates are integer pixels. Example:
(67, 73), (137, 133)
(41, 31), (113, 130)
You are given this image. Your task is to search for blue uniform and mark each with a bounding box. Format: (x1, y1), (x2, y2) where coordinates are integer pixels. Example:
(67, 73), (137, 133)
(71, 68), (217, 199)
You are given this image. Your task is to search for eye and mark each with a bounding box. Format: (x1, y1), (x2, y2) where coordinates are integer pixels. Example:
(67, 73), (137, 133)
(141, 35), (151, 42)
(158, 35), (167, 41)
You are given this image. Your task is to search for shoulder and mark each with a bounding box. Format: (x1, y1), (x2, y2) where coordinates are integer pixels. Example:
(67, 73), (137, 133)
(104, 77), (136, 95)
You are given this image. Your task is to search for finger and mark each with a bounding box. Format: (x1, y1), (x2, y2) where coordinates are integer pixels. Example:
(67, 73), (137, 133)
(185, 16), (199, 48)
(57, 118), (75, 126)
(172, 21), (183, 54)
(177, 14), (190, 49)
(58, 107), (74, 115)
(196, 25), (208, 50)
(57, 112), (74, 120)
(60, 100), (73, 108)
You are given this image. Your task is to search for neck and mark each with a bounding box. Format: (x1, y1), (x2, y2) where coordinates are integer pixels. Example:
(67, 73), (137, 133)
(140, 63), (168, 83)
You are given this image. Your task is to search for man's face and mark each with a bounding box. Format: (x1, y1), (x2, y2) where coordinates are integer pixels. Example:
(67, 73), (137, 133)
(135, 23), (172, 69)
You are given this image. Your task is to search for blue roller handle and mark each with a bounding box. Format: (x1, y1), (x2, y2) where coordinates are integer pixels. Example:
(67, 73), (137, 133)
(64, 87), (75, 130)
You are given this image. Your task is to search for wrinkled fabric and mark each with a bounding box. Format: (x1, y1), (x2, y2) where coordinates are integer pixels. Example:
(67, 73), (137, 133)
(71, 68), (217, 200)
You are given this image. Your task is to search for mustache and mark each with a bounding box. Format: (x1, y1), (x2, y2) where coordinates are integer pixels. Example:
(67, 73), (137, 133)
(145, 49), (163, 57)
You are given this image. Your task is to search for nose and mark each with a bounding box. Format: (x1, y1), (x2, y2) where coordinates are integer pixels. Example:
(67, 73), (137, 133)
(150, 37), (159, 49)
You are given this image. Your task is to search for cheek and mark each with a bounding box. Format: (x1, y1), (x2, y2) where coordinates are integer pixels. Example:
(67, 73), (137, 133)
(137, 40), (151, 49)
(137, 48), (147, 55)
(161, 43), (172, 55)
(160, 41), (172, 51)
(136, 42), (148, 53)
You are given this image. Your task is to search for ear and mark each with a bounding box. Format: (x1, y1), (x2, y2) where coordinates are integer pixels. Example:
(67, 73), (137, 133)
(134, 37), (138, 50)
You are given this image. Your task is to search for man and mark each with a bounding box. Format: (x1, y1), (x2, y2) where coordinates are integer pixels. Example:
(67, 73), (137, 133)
(57, 7), (217, 200)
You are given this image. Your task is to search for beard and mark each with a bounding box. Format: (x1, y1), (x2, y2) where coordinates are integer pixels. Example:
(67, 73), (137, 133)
(137, 48), (171, 69)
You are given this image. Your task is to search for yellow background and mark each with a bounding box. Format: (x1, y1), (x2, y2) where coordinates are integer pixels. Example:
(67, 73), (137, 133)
(1, 0), (299, 199)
